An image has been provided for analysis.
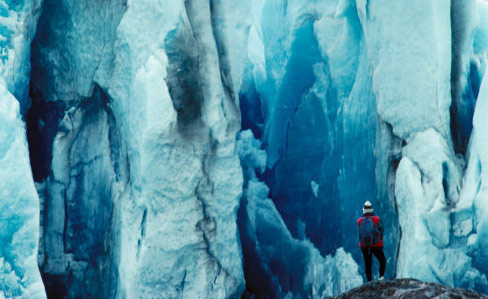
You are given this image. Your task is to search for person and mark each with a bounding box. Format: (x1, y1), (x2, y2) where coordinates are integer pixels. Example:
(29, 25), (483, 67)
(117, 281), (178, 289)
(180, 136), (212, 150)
(357, 200), (386, 282)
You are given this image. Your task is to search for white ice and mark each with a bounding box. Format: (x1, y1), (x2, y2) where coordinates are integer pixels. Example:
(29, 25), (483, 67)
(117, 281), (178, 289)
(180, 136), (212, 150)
(0, 82), (45, 298)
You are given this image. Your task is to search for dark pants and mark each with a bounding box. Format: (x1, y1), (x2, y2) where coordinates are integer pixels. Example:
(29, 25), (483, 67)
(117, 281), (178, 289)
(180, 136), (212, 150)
(361, 247), (386, 281)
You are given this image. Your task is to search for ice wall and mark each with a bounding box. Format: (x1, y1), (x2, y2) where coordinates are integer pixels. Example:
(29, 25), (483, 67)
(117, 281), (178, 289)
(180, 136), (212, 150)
(0, 0), (45, 297)
(29, 0), (247, 297)
(106, 1), (246, 297)
(240, 0), (488, 294)
(30, 1), (129, 297)
(240, 0), (379, 263)
(359, 0), (488, 292)
(237, 130), (362, 298)
(0, 0), (41, 113)
(357, 3), (458, 283)
(39, 87), (123, 298)
(455, 64), (488, 289)
(10, 0), (488, 297)
(0, 84), (45, 298)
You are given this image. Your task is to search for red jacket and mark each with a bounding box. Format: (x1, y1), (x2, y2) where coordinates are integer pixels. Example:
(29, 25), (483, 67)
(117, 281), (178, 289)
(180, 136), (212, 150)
(357, 214), (384, 248)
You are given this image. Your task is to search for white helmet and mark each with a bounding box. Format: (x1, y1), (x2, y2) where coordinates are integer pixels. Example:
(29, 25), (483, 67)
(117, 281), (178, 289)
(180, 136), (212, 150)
(363, 201), (373, 215)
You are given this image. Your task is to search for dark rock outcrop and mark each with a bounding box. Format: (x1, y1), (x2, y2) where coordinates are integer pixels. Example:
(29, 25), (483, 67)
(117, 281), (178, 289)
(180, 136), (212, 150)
(331, 279), (487, 299)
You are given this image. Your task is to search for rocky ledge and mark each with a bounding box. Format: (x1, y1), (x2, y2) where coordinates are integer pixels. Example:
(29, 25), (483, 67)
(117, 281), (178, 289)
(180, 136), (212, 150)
(331, 279), (488, 299)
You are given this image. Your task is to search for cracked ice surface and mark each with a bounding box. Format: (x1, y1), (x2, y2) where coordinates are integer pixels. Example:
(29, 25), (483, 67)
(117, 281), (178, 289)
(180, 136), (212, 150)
(375, 0), (488, 292)
(459, 69), (488, 282)
(237, 130), (362, 298)
(0, 83), (45, 298)
(357, 0), (452, 141)
(0, 0), (45, 298)
(31, 0), (247, 297)
(106, 1), (246, 297)
(241, 0), (488, 294)
(395, 129), (487, 289)
(0, 0), (41, 113)
(17, 0), (488, 297)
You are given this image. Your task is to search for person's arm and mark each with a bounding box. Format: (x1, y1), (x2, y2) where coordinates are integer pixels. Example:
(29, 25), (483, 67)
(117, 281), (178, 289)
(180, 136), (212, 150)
(357, 219), (361, 240)
(378, 218), (384, 235)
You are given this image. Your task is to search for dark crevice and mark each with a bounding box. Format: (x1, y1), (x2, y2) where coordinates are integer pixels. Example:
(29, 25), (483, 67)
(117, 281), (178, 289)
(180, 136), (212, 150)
(106, 101), (127, 184)
(195, 147), (240, 295)
(136, 208), (147, 259)
(261, 18), (327, 251)
(180, 270), (187, 295)
(33, 85), (120, 299)
(450, 0), (465, 154)
(239, 70), (265, 139)
(26, 85), (66, 181)
(389, 157), (401, 277)
(450, 0), (481, 155)
(237, 195), (273, 298)
(164, 7), (205, 138)
(441, 162), (452, 207)
(41, 274), (68, 299)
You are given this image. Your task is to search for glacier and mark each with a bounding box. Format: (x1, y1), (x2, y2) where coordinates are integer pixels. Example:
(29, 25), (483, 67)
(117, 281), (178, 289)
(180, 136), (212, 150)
(237, 130), (362, 298)
(30, 0), (246, 297)
(0, 0), (45, 297)
(0, 83), (44, 298)
(0, 0), (485, 298)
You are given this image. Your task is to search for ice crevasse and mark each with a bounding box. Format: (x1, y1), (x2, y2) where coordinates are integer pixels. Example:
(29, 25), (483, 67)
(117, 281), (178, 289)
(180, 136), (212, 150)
(0, 0), (486, 298)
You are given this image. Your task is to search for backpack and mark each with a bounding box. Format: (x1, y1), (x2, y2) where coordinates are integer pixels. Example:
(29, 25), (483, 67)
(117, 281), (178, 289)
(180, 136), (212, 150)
(359, 217), (380, 246)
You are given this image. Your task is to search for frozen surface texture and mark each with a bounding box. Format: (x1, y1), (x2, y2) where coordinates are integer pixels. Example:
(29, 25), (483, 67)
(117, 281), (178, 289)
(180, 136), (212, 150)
(358, 0), (452, 140)
(0, 0), (45, 298)
(0, 0), (486, 297)
(240, 0), (380, 273)
(0, 83), (45, 298)
(237, 130), (362, 298)
(240, 0), (488, 295)
(0, 0), (42, 113)
(459, 66), (488, 287)
(31, 0), (246, 298)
